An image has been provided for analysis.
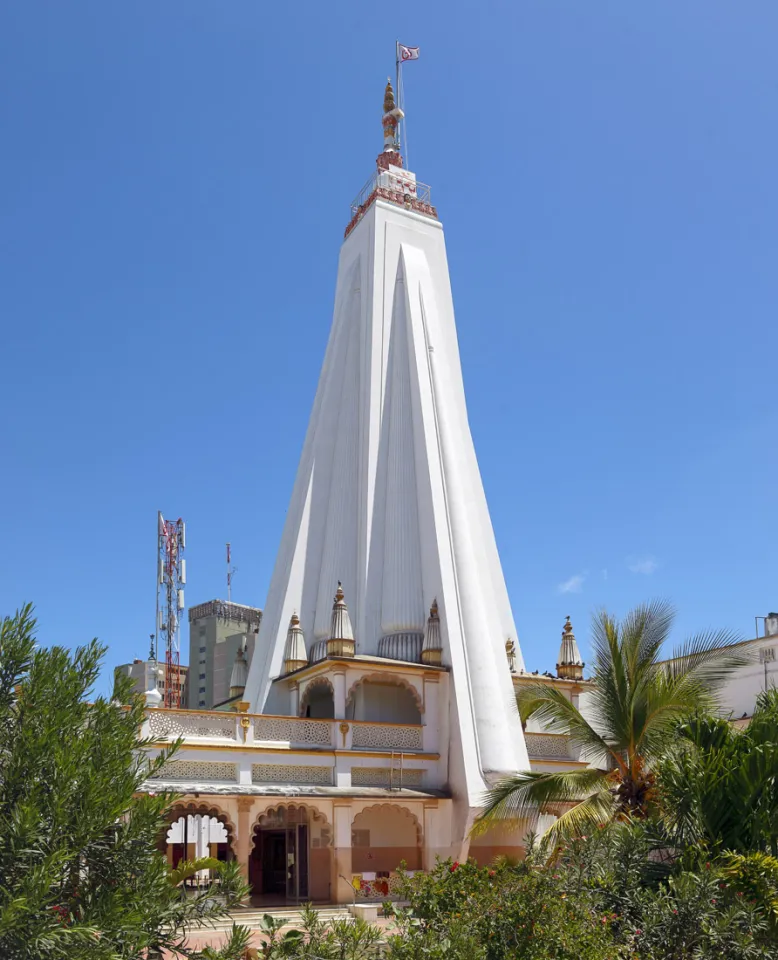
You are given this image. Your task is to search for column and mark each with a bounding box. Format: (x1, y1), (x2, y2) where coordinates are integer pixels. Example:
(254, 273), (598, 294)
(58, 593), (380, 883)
(422, 674), (440, 755)
(290, 681), (300, 717)
(332, 671), (347, 718)
(422, 803), (437, 871)
(331, 802), (353, 904)
(236, 797), (255, 886)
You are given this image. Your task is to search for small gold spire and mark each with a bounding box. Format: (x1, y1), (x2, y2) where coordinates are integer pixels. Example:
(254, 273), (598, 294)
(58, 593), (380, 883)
(383, 79), (396, 114)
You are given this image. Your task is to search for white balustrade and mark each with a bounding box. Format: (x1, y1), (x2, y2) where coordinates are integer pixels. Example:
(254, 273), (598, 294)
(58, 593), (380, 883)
(351, 722), (423, 751)
(148, 710), (237, 741)
(523, 732), (572, 759)
(253, 716), (332, 746)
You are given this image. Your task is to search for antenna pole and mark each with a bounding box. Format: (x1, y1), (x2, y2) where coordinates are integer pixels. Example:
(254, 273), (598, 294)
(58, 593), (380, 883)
(156, 513), (186, 708)
(155, 512), (161, 662)
(226, 543), (232, 602)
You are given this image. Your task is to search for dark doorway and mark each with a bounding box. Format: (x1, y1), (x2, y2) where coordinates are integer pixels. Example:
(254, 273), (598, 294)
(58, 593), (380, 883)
(261, 831), (287, 895)
(249, 810), (311, 902)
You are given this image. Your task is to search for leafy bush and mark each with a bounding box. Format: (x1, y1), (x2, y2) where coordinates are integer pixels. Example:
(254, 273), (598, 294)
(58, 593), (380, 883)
(250, 906), (383, 959)
(386, 857), (618, 960)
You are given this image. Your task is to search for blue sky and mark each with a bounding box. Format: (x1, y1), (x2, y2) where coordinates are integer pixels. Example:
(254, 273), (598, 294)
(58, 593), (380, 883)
(1, 2), (776, 692)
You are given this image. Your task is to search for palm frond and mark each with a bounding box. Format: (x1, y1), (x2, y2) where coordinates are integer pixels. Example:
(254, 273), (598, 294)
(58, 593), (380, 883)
(168, 857), (222, 887)
(540, 789), (619, 841)
(665, 628), (753, 696)
(517, 683), (615, 768)
(625, 599), (675, 675)
(472, 767), (609, 834)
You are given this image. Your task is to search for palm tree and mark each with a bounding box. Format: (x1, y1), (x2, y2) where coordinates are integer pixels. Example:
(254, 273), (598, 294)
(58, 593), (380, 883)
(474, 601), (750, 837)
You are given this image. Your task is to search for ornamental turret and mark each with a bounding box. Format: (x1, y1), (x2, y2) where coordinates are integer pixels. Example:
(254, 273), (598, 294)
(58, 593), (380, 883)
(327, 582), (355, 657)
(556, 616), (584, 680)
(283, 613), (308, 674)
(421, 599), (443, 665)
(229, 641), (249, 698)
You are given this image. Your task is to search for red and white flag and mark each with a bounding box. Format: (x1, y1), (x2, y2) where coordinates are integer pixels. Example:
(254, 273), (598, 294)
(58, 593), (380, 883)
(398, 44), (420, 62)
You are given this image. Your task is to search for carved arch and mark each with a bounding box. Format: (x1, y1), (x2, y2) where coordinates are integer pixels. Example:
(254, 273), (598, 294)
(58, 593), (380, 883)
(299, 676), (335, 717)
(351, 803), (423, 845)
(251, 801), (331, 834)
(162, 801), (237, 854)
(346, 673), (424, 714)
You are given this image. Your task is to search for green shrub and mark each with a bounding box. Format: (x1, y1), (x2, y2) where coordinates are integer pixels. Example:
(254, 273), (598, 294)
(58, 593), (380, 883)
(386, 858), (618, 960)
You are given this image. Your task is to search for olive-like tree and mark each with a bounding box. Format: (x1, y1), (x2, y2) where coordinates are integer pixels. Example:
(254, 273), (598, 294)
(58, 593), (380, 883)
(0, 604), (250, 959)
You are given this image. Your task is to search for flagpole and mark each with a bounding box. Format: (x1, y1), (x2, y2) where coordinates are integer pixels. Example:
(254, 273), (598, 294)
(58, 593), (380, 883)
(395, 39), (401, 155)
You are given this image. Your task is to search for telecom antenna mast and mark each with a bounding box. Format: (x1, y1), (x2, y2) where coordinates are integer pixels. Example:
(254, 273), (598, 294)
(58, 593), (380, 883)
(226, 542), (236, 602)
(156, 512), (186, 708)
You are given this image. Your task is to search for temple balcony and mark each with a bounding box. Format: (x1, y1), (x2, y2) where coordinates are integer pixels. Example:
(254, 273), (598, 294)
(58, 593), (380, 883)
(141, 707), (443, 795)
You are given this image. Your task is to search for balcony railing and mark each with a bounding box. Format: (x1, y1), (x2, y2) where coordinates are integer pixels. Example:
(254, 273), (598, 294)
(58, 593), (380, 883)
(351, 721), (423, 751)
(524, 732), (573, 760)
(345, 170), (437, 239)
(145, 709), (426, 752)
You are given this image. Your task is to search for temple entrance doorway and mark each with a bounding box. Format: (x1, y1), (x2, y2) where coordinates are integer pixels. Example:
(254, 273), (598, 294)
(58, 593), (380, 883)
(250, 806), (310, 902)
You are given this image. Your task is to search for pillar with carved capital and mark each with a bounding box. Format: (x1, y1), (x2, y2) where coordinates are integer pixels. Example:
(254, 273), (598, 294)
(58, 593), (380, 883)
(236, 797), (255, 887)
(331, 801), (353, 904)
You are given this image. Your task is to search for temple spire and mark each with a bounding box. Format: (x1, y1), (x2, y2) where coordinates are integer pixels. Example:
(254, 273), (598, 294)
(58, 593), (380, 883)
(556, 616), (584, 680)
(421, 599), (443, 665)
(282, 612), (308, 675)
(229, 641), (248, 698)
(327, 582), (355, 658)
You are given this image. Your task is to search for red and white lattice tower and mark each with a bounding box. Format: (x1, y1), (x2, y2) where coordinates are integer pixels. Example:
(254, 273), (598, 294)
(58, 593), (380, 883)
(156, 512), (186, 708)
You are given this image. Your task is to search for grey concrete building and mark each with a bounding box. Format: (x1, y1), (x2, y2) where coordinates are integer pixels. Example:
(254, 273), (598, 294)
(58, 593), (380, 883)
(187, 600), (262, 709)
(114, 658), (189, 705)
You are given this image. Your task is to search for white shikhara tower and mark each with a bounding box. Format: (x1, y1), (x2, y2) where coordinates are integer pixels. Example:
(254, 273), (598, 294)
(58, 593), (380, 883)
(244, 81), (530, 815)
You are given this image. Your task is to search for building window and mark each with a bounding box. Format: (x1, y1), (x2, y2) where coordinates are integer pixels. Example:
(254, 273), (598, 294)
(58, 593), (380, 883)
(199, 686), (206, 693)
(199, 699), (206, 707)
(760, 647), (776, 663)
(199, 645), (206, 654)
(199, 673), (206, 680)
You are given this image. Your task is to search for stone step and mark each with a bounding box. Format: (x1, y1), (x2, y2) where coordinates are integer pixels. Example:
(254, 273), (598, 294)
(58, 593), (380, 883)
(197, 905), (353, 932)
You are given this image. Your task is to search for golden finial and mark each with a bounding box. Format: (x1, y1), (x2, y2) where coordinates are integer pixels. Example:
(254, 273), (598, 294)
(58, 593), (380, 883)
(384, 79), (396, 114)
(563, 616), (573, 635)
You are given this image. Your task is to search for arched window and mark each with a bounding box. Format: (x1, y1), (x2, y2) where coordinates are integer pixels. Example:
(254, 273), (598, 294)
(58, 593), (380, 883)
(299, 679), (335, 718)
(346, 678), (421, 725)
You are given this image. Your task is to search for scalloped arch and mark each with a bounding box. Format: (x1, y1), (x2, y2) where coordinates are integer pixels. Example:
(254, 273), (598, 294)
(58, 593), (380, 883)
(351, 803), (423, 845)
(346, 673), (424, 714)
(299, 676), (335, 717)
(251, 801), (331, 836)
(163, 801), (237, 854)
